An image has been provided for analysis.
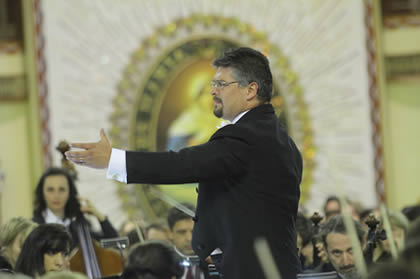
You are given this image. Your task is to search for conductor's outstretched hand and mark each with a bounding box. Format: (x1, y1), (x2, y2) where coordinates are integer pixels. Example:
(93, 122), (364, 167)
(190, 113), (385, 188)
(65, 129), (112, 169)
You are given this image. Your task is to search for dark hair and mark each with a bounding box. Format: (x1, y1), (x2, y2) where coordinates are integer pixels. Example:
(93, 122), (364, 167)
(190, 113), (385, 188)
(213, 47), (273, 103)
(15, 224), (72, 277)
(126, 240), (184, 279)
(296, 213), (313, 247)
(167, 203), (195, 230)
(127, 229), (141, 247)
(402, 205), (420, 222)
(121, 266), (154, 279)
(401, 217), (420, 262)
(0, 255), (13, 272)
(33, 167), (82, 220)
(320, 215), (365, 249)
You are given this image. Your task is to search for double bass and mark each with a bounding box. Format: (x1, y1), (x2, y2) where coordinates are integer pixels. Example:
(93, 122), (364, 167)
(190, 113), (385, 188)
(69, 217), (124, 278)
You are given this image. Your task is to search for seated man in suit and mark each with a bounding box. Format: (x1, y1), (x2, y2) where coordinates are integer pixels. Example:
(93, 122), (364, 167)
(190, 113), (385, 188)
(66, 47), (303, 279)
(167, 204), (195, 256)
(167, 204), (210, 279)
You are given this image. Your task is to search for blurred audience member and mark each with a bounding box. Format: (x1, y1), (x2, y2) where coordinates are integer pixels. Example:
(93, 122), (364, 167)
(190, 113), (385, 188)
(324, 196), (341, 221)
(41, 271), (88, 279)
(296, 213), (314, 269)
(119, 220), (137, 236)
(323, 196), (361, 222)
(366, 263), (420, 279)
(145, 223), (169, 242)
(400, 217), (420, 272)
(401, 205), (420, 222)
(319, 215), (365, 279)
(374, 209), (409, 263)
(124, 240), (183, 279)
(15, 224), (72, 277)
(33, 168), (118, 248)
(0, 217), (38, 272)
(167, 204), (195, 256)
(348, 202), (362, 222)
(0, 273), (32, 279)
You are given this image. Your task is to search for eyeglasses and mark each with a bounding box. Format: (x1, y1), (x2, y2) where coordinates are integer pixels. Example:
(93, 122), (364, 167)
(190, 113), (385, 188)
(210, 80), (241, 89)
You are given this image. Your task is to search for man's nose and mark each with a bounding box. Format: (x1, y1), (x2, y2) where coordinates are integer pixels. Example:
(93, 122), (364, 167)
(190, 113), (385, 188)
(210, 87), (218, 96)
(187, 231), (193, 242)
(342, 252), (353, 265)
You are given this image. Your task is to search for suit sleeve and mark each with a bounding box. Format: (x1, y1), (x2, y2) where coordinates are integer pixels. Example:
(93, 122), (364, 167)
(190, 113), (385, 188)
(126, 133), (250, 184)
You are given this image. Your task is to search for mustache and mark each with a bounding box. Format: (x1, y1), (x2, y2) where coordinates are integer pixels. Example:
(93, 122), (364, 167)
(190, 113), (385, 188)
(213, 97), (222, 103)
(340, 265), (356, 272)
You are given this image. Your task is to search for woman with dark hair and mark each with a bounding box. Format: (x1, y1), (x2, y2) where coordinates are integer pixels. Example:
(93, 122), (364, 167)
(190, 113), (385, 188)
(15, 224), (72, 277)
(32, 167), (118, 247)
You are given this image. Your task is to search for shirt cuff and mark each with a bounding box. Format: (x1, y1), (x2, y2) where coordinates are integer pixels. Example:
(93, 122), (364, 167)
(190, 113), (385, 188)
(106, 148), (127, 183)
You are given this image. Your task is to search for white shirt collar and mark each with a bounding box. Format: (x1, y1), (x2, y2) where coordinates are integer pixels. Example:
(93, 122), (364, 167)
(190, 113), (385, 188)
(43, 208), (71, 227)
(231, 110), (249, 124)
(217, 110), (249, 129)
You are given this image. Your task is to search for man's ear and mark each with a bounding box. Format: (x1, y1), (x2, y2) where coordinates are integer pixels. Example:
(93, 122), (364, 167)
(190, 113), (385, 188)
(246, 81), (258, 101)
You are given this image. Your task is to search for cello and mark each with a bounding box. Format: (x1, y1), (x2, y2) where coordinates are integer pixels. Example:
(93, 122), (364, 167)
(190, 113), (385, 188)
(56, 141), (124, 278)
(69, 216), (124, 278)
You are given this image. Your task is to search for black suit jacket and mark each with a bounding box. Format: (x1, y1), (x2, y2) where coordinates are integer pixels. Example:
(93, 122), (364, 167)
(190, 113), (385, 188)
(126, 104), (302, 279)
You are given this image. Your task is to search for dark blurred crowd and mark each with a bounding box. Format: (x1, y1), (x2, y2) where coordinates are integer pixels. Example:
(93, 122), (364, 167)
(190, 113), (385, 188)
(1, 167), (420, 279)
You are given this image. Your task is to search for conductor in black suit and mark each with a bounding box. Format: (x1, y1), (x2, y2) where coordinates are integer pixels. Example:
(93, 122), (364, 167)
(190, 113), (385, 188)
(67, 47), (303, 279)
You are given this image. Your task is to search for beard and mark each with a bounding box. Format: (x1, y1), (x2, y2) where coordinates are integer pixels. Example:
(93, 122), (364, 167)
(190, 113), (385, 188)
(339, 270), (361, 279)
(213, 98), (223, 118)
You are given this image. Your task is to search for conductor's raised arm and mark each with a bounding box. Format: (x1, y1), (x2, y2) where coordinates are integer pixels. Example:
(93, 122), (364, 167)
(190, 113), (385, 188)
(65, 128), (112, 169)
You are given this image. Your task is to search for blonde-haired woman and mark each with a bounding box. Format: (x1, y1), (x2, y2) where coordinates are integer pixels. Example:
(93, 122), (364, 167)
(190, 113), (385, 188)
(0, 217), (38, 272)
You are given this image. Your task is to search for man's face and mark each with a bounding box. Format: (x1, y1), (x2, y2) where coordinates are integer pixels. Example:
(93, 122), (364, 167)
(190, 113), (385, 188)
(326, 232), (359, 278)
(325, 200), (341, 220)
(210, 67), (248, 122)
(170, 219), (194, 255)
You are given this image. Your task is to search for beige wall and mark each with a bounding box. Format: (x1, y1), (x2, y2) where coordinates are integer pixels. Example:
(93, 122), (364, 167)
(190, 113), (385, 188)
(385, 81), (420, 209)
(382, 80), (420, 210)
(378, 7), (420, 210)
(0, 103), (34, 222)
(0, 1), (43, 225)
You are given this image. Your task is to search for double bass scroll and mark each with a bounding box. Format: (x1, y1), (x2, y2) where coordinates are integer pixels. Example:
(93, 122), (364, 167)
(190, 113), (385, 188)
(309, 212), (323, 268)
